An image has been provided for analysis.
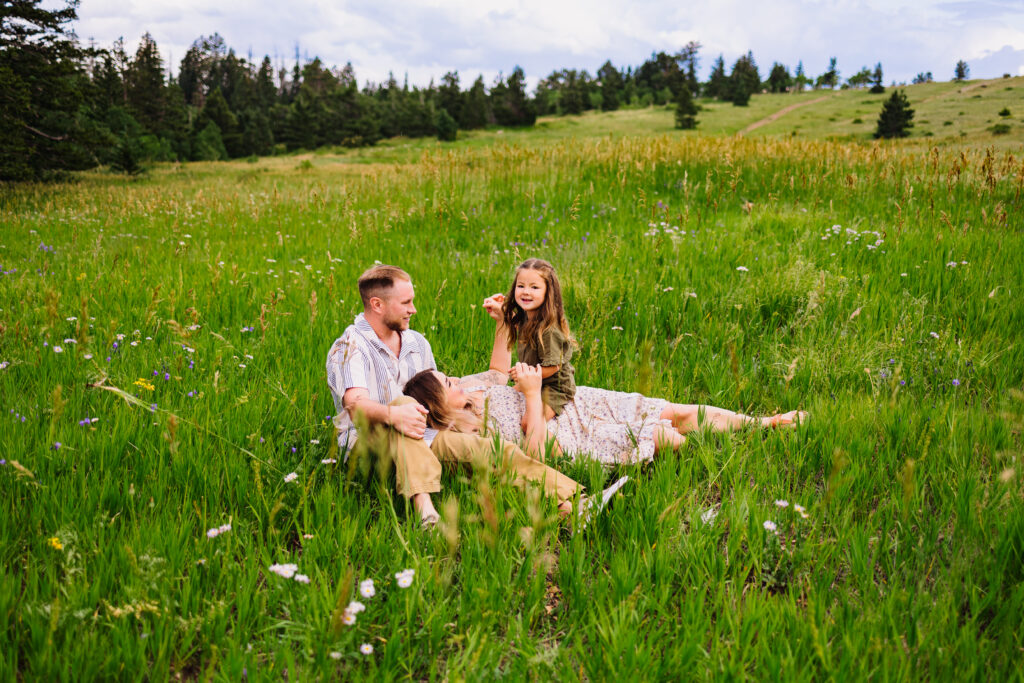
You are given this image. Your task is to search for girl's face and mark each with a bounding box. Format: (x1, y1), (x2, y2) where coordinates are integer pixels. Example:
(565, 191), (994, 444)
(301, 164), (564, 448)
(434, 371), (466, 411)
(514, 269), (547, 315)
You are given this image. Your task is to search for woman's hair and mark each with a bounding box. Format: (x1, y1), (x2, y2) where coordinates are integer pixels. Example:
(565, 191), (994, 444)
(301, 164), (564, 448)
(403, 370), (480, 433)
(501, 258), (572, 352)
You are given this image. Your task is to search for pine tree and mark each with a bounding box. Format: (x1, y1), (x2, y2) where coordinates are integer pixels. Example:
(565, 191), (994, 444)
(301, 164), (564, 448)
(437, 71), (462, 126)
(794, 61), (808, 92)
(435, 108), (457, 141)
(597, 60), (622, 111)
(126, 33), (167, 136)
(705, 55), (728, 99)
(874, 89), (914, 139)
(767, 63), (791, 93)
(460, 75), (489, 129)
(869, 63), (885, 94)
(674, 86), (698, 129)
(954, 60), (969, 82)
(0, 0), (98, 179)
(728, 52), (760, 106)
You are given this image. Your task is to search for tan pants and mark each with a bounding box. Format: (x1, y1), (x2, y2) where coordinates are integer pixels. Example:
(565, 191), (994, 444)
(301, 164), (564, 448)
(383, 397), (581, 503)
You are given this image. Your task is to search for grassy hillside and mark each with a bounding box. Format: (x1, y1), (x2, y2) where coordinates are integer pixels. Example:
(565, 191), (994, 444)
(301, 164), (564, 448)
(1, 97), (1022, 679)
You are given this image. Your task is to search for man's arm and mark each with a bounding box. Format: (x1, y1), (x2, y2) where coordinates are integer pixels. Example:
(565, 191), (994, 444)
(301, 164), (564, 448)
(343, 387), (427, 439)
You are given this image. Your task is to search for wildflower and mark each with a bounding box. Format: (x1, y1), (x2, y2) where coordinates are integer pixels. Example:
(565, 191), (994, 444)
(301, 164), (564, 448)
(347, 600), (366, 614)
(196, 558), (207, 565)
(359, 579), (376, 599)
(294, 574), (310, 584)
(53, 442), (61, 450)
(946, 261), (957, 268)
(149, 403), (157, 413)
(309, 439), (319, 445)
(83, 354), (93, 360)
(611, 326), (623, 331)
(900, 273), (908, 277)
(268, 563), (298, 579)
(794, 504), (809, 519)
(736, 266), (749, 272)
(700, 508), (717, 526)
(53, 346), (63, 353)
(218, 523), (231, 534)
(302, 533), (314, 540)
(48, 536), (63, 550)
(329, 651), (343, 660)
(63, 338), (77, 344)
(395, 569), (415, 588)
(774, 499), (789, 508)
(134, 378), (155, 391)
(206, 528), (221, 539)
(284, 472), (298, 483)
(662, 286), (674, 292)
(951, 379), (960, 387)
(763, 520), (777, 533)
(929, 332), (940, 339)
(0, 361), (8, 370)
(341, 611), (356, 626)
(360, 643), (374, 655)
(321, 458), (337, 464)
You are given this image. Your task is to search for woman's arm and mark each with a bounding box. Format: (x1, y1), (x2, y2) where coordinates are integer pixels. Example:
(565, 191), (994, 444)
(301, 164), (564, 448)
(514, 363), (549, 461)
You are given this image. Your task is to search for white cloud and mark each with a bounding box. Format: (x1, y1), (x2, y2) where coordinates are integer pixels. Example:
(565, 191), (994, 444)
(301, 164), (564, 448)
(71, 0), (1024, 89)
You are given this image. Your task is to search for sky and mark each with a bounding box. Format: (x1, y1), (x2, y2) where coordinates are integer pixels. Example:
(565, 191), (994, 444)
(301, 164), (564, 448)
(69, 0), (1024, 91)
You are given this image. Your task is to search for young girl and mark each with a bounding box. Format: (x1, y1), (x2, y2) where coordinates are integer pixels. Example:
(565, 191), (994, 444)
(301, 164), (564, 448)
(502, 259), (576, 421)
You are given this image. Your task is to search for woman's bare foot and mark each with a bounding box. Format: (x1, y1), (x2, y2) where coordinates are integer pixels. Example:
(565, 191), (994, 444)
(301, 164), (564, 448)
(763, 410), (808, 429)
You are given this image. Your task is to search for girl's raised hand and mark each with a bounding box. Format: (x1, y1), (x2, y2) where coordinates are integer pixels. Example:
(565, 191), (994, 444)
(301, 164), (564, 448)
(482, 293), (505, 322)
(513, 362), (543, 395)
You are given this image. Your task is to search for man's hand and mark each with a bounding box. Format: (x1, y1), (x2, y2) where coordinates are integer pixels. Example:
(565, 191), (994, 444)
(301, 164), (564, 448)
(389, 400), (429, 439)
(482, 293), (505, 322)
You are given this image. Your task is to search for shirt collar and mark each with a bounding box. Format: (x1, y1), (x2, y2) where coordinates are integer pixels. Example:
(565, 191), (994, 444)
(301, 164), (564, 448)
(353, 313), (416, 360)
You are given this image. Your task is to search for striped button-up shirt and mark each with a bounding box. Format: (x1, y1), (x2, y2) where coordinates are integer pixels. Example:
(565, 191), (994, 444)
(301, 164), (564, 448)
(326, 313), (437, 449)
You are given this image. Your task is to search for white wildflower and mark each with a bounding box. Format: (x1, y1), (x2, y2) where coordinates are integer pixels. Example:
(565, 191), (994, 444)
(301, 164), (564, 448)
(268, 563), (298, 579)
(736, 266), (749, 272)
(763, 520), (777, 533)
(774, 499), (789, 508)
(284, 472), (298, 483)
(53, 346), (63, 353)
(395, 569), (415, 588)
(360, 643), (374, 655)
(359, 579), (376, 599)
(294, 574), (310, 584)
(329, 651), (343, 660)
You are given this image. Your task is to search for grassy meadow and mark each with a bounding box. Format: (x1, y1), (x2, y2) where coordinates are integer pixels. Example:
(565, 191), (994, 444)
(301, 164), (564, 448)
(2, 82), (1024, 680)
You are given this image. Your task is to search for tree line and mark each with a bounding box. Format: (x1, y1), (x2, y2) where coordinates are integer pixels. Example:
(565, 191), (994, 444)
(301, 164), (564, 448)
(0, 0), (973, 181)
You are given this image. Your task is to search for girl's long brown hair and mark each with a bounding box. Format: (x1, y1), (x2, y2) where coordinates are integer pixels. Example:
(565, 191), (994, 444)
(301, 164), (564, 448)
(501, 258), (573, 352)
(403, 370), (480, 433)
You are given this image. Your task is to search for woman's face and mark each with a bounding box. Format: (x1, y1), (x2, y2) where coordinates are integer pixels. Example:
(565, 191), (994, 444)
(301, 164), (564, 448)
(434, 371), (466, 411)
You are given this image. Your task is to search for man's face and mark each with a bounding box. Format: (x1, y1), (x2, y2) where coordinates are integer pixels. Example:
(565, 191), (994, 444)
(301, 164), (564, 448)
(380, 279), (417, 332)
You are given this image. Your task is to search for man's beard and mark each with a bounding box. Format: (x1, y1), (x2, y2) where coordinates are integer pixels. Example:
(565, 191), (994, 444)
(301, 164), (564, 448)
(383, 315), (408, 332)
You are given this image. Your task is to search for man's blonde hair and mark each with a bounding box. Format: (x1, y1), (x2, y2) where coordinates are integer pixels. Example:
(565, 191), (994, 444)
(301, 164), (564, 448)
(358, 265), (410, 307)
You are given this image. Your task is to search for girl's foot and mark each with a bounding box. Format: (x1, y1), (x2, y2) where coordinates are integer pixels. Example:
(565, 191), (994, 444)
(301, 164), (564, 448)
(765, 410), (808, 428)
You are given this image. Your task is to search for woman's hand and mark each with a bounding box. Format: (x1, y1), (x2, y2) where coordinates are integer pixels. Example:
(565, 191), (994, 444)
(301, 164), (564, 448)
(513, 362), (543, 396)
(482, 293), (505, 322)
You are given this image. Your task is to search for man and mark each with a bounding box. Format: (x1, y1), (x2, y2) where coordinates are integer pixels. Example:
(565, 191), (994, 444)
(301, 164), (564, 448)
(326, 265), (586, 527)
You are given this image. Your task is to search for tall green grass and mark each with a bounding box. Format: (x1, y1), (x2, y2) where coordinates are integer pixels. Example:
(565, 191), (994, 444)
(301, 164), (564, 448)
(1, 131), (1022, 679)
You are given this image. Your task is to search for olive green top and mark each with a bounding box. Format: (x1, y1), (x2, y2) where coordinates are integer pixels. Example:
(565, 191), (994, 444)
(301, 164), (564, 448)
(517, 325), (576, 416)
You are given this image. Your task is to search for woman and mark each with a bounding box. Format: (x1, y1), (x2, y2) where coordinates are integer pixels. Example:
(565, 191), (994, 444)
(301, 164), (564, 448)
(404, 294), (807, 466)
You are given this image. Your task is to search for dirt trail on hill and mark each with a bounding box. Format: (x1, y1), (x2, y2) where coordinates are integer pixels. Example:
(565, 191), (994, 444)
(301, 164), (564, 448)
(921, 78), (1004, 103)
(739, 94), (833, 134)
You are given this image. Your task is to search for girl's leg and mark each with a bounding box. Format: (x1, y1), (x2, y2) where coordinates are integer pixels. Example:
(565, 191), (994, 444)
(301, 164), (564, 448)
(659, 403), (806, 433)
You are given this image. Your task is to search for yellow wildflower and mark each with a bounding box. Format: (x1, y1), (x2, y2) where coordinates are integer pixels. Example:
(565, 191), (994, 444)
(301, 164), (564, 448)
(48, 537), (63, 550)
(134, 378), (155, 391)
